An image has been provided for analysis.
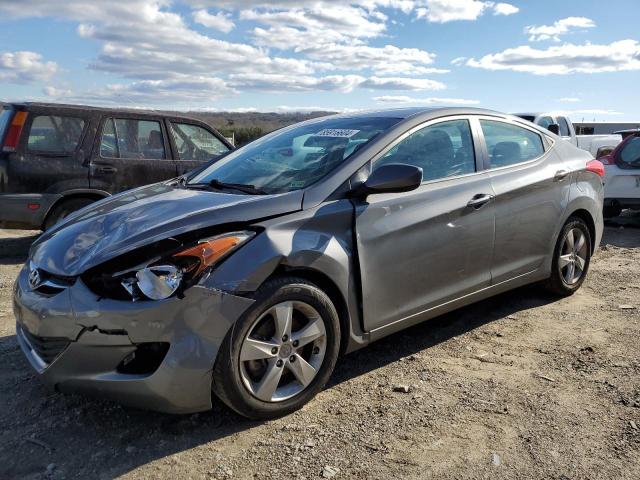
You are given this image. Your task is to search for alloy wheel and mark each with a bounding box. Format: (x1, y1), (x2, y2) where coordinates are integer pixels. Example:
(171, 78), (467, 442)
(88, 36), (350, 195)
(558, 227), (588, 285)
(239, 300), (327, 402)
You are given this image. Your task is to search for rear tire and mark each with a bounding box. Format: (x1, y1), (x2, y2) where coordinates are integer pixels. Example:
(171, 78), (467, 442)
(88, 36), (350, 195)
(43, 198), (95, 230)
(544, 217), (592, 296)
(603, 205), (622, 219)
(212, 276), (341, 420)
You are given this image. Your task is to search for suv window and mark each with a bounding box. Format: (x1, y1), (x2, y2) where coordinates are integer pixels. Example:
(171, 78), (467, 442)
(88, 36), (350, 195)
(537, 116), (554, 129)
(0, 108), (12, 141)
(376, 119), (476, 182)
(27, 115), (85, 153)
(619, 136), (640, 168)
(170, 122), (229, 161)
(557, 117), (571, 136)
(100, 118), (166, 159)
(480, 120), (545, 168)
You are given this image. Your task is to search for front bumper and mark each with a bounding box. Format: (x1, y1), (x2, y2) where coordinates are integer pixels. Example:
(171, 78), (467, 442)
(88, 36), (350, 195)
(13, 264), (254, 414)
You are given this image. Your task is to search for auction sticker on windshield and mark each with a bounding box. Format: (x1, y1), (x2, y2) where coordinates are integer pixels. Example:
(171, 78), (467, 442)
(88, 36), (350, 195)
(313, 129), (360, 138)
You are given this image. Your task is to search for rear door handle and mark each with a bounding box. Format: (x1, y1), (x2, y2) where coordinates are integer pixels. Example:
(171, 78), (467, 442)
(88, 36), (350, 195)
(97, 166), (117, 174)
(467, 193), (494, 209)
(554, 169), (570, 181)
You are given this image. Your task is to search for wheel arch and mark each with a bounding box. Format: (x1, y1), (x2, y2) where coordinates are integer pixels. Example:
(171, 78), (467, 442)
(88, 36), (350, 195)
(567, 208), (597, 254)
(41, 189), (110, 229)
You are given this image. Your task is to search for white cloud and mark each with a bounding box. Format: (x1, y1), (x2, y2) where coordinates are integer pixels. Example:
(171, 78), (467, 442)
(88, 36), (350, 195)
(0, 51), (58, 83)
(300, 44), (446, 75)
(493, 3), (519, 16)
(466, 40), (640, 75)
(525, 16), (595, 42)
(361, 76), (446, 90)
(558, 97), (580, 102)
(416, 0), (518, 23)
(572, 109), (623, 116)
(43, 86), (72, 97)
(374, 95), (480, 105)
(193, 9), (235, 33)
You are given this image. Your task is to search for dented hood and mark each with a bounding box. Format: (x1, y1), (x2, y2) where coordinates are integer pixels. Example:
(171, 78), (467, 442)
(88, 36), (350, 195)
(30, 183), (303, 276)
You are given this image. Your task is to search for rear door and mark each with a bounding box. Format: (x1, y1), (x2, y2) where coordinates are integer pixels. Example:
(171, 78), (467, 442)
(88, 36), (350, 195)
(6, 109), (89, 194)
(479, 117), (571, 283)
(167, 120), (231, 175)
(90, 116), (177, 193)
(354, 116), (496, 333)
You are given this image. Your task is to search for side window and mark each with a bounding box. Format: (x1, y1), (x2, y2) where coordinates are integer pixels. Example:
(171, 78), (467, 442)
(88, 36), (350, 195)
(27, 115), (85, 153)
(480, 120), (545, 169)
(376, 119), (476, 182)
(537, 116), (554, 129)
(557, 117), (571, 136)
(619, 136), (640, 168)
(100, 118), (166, 159)
(170, 122), (229, 161)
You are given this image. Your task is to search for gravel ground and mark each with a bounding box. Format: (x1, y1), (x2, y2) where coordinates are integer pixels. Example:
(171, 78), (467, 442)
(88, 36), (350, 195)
(0, 214), (639, 480)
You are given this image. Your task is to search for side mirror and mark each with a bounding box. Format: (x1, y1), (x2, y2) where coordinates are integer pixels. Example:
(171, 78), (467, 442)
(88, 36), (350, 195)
(596, 146), (615, 159)
(547, 124), (560, 135)
(352, 163), (422, 197)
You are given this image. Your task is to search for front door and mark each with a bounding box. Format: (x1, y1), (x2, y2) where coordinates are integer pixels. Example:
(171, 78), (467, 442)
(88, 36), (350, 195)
(90, 116), (177, 193)
(354, 118), (495, 332)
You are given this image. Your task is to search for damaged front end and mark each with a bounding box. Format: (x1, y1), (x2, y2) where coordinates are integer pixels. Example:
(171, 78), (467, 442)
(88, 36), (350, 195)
(14, 229), (258, 413)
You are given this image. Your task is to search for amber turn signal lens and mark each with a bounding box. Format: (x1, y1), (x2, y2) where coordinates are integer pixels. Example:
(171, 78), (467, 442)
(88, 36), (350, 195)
(173, 232), (253, 276)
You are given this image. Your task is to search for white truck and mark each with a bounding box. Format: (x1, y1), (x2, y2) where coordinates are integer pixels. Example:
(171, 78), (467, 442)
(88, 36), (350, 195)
(514, 112), (622, 157)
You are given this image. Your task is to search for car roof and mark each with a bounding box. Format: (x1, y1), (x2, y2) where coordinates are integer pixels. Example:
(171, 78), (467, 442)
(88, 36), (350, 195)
(333, 106), (507, 120)
(7, 102), (202, 120)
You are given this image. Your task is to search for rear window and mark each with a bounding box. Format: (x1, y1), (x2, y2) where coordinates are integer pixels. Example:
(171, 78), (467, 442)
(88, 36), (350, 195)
(0, 108), (13, 142)
(27, 115), (85, 153)
(480, 120), (545, 168)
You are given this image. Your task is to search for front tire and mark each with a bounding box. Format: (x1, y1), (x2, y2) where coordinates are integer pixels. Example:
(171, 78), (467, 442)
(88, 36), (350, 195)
(212, 276), (341, 420)
(544, 217), (592, 296)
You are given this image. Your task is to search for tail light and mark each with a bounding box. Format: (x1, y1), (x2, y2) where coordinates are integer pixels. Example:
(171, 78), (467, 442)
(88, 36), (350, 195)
(586, 159), (605, 177)
(2, 111), (28, 152)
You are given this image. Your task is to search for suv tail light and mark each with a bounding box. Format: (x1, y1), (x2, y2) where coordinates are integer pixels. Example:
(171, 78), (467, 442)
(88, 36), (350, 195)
(2, 111), (27, 152)
(586, 159), (605, 177)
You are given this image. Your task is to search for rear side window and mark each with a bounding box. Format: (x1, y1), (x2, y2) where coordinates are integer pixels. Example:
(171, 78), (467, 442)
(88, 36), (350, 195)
(619, 136), (640, 168)
(376, 119), (476, 182)
(100, 118), (166, 159)
(557, 117), (571, 136)
(480, 120), (545, 169)
(27, 115), (85, 153)
(170, 122), (229, 160)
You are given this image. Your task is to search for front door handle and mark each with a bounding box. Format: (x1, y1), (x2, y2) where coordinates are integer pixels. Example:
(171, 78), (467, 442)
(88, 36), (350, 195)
(467, 193), (494, 209)
(97, 166), (117, 174)
(554, 169), (570, 181)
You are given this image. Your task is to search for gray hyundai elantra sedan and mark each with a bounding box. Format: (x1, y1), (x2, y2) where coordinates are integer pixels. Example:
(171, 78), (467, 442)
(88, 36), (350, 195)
(13, 107), (604, 418)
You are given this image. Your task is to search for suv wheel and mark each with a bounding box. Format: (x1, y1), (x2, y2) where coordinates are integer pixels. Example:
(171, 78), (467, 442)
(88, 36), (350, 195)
(545, 217), (592, 296)
(43, 198), (95, 230)
(212, 277), (341, 419)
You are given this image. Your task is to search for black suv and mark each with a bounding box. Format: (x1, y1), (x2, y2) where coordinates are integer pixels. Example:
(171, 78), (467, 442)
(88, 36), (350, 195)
(0, 103), (232, 230)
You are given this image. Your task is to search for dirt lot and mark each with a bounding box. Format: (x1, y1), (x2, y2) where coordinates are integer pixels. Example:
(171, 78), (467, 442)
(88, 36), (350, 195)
(0, 215), (639, 480)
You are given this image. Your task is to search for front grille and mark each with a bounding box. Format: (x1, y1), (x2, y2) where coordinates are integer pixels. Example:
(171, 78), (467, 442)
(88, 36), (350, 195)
(20, 326), (70, 364)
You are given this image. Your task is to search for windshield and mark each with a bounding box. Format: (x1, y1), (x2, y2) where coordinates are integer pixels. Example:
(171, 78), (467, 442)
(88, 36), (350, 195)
(189, 116), (402, 194)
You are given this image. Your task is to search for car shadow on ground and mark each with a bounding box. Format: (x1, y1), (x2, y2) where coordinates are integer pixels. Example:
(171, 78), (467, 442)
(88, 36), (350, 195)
(0, 231), (39, 265)
(0, 282), (557, 479)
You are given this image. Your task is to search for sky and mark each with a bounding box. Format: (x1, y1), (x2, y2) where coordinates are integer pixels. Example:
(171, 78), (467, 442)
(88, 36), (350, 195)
(0, 0), (639, 120)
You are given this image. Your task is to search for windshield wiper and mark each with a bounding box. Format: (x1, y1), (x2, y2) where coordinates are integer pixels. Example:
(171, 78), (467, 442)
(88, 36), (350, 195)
(184, 179), (268, 195)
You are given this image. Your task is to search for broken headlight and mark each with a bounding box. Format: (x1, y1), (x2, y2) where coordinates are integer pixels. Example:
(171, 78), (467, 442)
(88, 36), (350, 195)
(112, 231), (255, 301)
